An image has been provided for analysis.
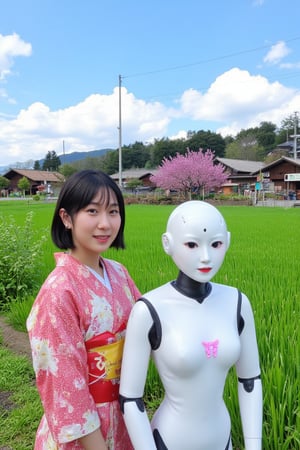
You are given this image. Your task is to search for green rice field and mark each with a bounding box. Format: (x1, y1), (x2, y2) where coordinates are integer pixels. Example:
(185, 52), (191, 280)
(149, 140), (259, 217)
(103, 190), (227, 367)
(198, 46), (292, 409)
(0, 200), (299, 449)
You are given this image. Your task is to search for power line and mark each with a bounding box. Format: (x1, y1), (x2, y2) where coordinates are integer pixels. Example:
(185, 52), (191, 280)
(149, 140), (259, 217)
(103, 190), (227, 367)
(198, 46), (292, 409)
(122, 36), (300, 79)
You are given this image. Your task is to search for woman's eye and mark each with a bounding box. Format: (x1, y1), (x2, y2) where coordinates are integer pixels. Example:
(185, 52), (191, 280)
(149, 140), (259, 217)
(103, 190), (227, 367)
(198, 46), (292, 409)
(109, 209), (120, 215)
(87, 208), (97, 214)
(212, 241), (223, 248)
(185, 242), (197, 249)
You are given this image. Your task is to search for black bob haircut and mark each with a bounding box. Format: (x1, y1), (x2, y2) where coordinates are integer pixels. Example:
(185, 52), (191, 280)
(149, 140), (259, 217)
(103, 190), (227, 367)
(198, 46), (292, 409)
(51, 170), (125, 250)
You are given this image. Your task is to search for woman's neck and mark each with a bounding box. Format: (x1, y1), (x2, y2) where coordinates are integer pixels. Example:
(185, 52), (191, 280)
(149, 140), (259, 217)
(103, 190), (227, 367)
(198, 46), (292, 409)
(171, 271), (212, 304)
(69, 251), (103, 277)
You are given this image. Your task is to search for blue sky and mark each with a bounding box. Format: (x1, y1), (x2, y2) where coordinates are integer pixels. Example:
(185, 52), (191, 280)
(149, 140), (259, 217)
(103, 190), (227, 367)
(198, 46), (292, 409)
(0, 0), (300, 167)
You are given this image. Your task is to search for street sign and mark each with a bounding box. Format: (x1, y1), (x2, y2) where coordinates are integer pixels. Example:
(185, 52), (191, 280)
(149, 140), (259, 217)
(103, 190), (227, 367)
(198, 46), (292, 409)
(284, 173), (300, 181)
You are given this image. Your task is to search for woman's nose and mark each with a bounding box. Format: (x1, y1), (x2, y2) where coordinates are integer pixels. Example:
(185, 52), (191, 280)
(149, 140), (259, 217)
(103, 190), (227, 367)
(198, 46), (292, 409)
(97, 213), (110, 228)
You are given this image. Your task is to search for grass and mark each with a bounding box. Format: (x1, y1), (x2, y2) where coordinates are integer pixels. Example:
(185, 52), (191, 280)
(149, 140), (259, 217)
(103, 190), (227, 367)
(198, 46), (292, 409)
(0, 343), (43, 450)
(0, 200), (299, 449)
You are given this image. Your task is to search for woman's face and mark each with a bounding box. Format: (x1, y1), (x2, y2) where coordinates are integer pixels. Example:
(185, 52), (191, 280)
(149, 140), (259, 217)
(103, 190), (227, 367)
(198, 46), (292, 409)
(60, 188), (121, 261)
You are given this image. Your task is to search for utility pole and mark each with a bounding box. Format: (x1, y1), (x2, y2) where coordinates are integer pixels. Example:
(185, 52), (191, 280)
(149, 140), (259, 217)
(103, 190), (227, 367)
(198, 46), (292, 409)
(118, 74), (122, 188)
(290, 112), (299, 160)
(62, 140), (65, 165)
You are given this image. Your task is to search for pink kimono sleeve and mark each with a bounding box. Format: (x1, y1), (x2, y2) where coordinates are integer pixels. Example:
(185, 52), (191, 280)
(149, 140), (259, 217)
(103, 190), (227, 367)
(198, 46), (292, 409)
(27, 283), (100, 444)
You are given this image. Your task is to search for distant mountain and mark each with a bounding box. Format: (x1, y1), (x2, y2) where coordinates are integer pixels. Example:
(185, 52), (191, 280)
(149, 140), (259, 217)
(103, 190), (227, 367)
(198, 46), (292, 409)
(54, 148), (112, 165)
(0, 148), (112, 175)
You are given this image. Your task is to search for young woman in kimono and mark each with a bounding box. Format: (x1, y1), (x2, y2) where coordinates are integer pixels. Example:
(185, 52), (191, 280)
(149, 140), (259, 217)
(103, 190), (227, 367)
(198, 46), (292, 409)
(27, 169), (141, 450)
(119, 200), (262, 450)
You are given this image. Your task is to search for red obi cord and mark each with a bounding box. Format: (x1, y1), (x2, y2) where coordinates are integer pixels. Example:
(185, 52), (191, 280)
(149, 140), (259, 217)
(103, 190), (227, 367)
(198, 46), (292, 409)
(85, 323), (126, 404)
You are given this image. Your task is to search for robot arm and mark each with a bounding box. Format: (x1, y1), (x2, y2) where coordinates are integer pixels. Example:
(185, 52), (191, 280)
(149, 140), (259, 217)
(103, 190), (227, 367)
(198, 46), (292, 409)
(236, 294), (263, 450)
(119, 300), (158, 450)
(238, 376), (263, 450)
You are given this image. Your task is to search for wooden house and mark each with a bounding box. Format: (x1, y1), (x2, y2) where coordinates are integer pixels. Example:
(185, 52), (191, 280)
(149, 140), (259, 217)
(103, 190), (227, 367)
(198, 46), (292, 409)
(253, 156), (300, 199)
(3, 169), (64, 196)
(216, 158), (265, 194)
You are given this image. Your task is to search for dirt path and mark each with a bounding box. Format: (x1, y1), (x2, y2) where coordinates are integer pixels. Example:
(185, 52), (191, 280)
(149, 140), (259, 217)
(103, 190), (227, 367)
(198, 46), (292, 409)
(0, 316), (32, 359)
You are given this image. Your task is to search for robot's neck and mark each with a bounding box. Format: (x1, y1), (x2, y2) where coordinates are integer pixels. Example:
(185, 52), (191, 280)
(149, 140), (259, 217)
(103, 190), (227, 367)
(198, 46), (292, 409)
(171, 271), (212, 304)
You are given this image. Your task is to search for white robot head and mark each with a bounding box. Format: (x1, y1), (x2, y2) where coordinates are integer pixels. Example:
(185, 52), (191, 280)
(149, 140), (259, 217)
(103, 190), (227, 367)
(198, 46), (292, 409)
(162, 201), (230, 283)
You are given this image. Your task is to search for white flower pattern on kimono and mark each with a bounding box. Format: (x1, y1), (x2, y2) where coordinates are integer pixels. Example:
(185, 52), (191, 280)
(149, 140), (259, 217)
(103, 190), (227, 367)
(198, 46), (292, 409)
(82, 410), (100, 433)
(31, 337), (58, 374)
(86, 290), (114, 338)
(58, 424), (82, 443)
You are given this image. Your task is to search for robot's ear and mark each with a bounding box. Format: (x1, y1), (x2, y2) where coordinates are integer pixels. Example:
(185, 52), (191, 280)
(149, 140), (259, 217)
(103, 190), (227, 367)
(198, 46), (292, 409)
(162, 232), (173, 255)
(226, 231), (231, 250)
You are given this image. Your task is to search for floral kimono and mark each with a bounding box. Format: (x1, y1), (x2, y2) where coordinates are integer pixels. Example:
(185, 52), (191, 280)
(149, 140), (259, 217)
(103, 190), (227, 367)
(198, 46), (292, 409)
(27, 252), (140, 450)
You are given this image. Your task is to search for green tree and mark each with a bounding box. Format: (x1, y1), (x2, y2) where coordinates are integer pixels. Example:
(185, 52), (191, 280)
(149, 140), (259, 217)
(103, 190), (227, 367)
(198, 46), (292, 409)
(150, 138), (183, 167)
(224, 122), (277, 161)
(279, 112), (299, 142)
(225, 131), (262, 160)
(42, 151), (61, 171)
(34, 160), (41, 170)
(122, 141), (150, 169)
(0, 176), (9, 190)
(17, 176), (31, 196)
(186, 130), (226, 157)
(59, 164), (78, 178)
(100, 150), (119, 174)
(255, 121), (276, 157)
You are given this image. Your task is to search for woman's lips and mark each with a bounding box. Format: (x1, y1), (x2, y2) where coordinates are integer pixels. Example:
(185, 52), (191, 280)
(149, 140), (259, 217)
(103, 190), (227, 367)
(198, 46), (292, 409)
(94, 235), (110, 243)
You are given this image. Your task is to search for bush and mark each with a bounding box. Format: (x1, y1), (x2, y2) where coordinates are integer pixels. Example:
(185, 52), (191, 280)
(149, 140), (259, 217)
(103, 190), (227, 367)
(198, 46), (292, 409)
(6, 295), (35, 331)
(0, 212), (47, 309)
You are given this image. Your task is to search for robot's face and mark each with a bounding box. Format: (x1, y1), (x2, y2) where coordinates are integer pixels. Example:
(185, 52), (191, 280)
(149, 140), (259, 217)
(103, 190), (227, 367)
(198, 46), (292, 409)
(162, 201), (230, 283)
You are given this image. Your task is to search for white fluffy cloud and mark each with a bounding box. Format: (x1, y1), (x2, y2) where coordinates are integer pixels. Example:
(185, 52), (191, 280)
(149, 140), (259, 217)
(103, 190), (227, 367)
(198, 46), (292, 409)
(178, 67), (299, 137)
(263, 41), (291, 64)
(0, 88), (172, 165)
(0, 33), (32, 80)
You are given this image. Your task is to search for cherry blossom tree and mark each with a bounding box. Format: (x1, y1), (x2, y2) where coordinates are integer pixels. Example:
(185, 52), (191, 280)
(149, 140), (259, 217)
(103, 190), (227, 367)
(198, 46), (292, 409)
(151, 149), (228, 200)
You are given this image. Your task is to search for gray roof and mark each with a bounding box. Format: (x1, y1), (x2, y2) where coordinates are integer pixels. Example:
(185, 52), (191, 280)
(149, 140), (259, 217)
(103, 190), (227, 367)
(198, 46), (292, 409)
(256, 156), (300, 172)
(216, 158), (265, 174)
(110, 169), (157, 180)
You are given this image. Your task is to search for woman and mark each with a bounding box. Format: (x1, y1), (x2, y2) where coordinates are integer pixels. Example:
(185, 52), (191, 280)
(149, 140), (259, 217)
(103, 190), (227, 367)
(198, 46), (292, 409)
(27, 170), (141, 449)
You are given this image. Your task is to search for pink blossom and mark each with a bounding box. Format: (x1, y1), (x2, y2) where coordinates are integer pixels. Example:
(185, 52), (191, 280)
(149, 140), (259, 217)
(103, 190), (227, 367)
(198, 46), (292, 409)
(150, 149), (228, 199)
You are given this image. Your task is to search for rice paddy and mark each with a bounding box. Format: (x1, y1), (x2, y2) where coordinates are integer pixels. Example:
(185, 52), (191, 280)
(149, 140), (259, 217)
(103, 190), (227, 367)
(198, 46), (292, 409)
(0, 200), (299, 449)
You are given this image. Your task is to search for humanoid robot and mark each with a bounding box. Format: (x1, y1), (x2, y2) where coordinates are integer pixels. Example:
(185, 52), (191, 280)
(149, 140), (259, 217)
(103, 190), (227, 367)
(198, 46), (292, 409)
(119, 201), (262, 450)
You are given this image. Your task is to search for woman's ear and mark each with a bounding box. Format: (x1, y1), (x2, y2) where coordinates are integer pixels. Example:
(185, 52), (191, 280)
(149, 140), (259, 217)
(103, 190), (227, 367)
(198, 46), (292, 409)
(162, 232), (173, 255)
(59, 208), (72, 229)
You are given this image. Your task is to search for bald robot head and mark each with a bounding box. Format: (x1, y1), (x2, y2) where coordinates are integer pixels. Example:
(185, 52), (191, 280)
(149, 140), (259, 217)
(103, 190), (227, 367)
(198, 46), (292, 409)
(162, 201), (230, 282)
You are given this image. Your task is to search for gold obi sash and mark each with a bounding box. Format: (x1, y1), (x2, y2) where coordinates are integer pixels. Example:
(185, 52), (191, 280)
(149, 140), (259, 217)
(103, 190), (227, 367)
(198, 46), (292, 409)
(85, 324), (125, 404)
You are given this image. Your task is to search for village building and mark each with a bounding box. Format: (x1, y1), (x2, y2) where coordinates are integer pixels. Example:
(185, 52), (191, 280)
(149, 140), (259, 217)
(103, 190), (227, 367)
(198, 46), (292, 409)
(215, 158), (265, 195)
(2, 169), (64, 197)
(253, 156), (300, 200)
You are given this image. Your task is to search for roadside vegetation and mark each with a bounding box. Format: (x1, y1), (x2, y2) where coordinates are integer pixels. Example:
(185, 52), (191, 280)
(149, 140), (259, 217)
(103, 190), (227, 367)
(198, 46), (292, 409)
(0, 200), (299, 449)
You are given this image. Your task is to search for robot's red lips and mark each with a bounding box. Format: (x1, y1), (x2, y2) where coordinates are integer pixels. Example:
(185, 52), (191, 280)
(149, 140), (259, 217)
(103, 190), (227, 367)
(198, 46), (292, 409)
(199, 268), (212, 273)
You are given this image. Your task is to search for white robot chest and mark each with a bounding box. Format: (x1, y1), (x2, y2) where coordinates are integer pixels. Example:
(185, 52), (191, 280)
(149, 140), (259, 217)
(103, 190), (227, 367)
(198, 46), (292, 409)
(153, 296), (241, 377)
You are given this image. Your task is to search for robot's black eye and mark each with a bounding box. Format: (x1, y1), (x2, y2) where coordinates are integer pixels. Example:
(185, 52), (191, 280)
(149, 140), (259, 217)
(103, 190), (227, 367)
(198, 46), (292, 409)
(185, 242), (198, 249)
(203, 228), (207, 232)
(212, 241), (223, 248)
